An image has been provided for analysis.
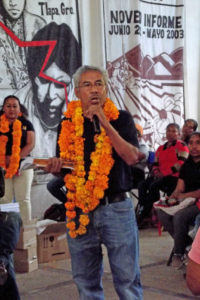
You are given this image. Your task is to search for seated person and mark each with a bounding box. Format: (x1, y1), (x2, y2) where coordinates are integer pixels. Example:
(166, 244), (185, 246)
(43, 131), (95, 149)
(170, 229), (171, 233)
(46, 118), (68, 205)
(45, 176), (66, 221)
(157, 132), (200, 268)
(186, 228), (200, 295)
(131, 123), (149, 188)
(181, 119), (198, 144)
(137, 123), (189, 224)
(45, 120), (68, 220)
(0, 212), (22, 300)
(47, 176), (66, 204)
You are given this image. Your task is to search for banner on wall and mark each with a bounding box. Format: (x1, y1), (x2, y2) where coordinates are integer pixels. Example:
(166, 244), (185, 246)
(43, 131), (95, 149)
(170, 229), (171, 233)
(0, 0), (82, 157)
(103, 0), (185, 149)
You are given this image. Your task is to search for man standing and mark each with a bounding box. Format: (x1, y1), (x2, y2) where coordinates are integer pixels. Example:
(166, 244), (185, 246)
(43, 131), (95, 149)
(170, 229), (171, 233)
(46, 65), (143, 299)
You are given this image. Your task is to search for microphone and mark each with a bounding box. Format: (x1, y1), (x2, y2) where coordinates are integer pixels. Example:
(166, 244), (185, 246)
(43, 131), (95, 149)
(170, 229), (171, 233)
(93, 115), (101, 134)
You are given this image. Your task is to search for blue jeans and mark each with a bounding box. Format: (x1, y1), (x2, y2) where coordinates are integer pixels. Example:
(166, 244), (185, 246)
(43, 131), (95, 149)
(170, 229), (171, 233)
(157, 205), (200, 254)
(195, 213), (200, 226)
(47, 176), (66, 204)
(67, 198), (143, 300)
(0, 212), (22, 300)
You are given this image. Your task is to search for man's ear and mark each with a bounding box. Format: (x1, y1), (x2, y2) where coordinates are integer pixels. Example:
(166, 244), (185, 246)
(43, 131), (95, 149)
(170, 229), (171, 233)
(74, 87), (80, 98)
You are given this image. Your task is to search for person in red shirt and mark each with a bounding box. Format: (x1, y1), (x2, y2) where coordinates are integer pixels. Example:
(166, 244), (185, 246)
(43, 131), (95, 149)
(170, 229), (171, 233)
(137, 123), (189, 226)
(157, 132), (200, 268)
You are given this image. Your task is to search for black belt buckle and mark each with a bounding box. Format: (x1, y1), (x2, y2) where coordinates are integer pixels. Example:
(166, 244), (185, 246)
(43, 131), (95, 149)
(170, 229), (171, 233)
(103, 196), (109, 205)
(101, 192), (130, 206)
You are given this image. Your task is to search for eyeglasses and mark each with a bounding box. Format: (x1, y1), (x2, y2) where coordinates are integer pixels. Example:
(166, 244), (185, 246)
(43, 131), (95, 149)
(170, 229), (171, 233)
(78, 81), (105, 90)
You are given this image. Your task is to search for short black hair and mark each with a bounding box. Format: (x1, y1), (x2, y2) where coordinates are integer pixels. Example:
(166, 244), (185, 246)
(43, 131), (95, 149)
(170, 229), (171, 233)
(0, 95), (21, 115)
(27, 22), (82, 83)
(189, 131), (200, 141)
(3, 95), (20, 107)
(184, 119), (198, 131)
(20, 103), (29, 118)
(166, 123), (180, 132)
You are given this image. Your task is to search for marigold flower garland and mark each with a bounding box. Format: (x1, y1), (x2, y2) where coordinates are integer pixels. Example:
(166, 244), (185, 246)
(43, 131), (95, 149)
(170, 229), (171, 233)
(58, 98), (119, 238)
(0, 114), (22, 178)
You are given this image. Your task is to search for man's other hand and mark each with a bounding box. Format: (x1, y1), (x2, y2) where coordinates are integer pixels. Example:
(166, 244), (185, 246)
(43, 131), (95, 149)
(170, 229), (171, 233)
(44, 157), (63, 174)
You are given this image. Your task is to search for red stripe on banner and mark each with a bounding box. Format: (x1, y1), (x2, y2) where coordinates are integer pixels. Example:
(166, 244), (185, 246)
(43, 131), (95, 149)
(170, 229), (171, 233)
(0, 21), (68, 106)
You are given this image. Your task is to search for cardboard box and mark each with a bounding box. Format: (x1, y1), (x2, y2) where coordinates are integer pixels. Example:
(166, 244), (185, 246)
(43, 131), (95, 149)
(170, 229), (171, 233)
(37, 222), (70, 263)
(16, 219), (37, 249)
(14, 245), (37, 261)
(16, 227), (36, 249)
(14, 244), (38, 273)
(14, 257), (38, 273)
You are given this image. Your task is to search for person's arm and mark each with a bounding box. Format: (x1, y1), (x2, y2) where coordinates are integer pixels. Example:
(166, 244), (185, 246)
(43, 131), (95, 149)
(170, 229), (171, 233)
(186, 228), (200, 295)
(169, 178), (185, 199)
(151, 146), (163, 178)
(85, 105), (139, 166)
(102, 120), (139, 165)
(177, 189), (200, 200)
(20, 131), (35, 158)
(170, 142), (189, 174)
(186, 258), (200, 295)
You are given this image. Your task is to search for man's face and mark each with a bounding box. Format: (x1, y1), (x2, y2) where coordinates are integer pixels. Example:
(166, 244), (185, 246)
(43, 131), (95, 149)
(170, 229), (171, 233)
(2, 0), (26, 20)
(75, 70), (107, 113)
(188, 135), (200, 160)
(34, 62), (71, 129)
(182, 120), (195, 137)
(166, 125), (180, 142)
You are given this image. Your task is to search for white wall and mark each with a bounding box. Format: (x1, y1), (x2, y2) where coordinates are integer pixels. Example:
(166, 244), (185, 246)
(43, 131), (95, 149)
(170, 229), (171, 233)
(79, 0), (105, 66)
(184, 0), (200, 124)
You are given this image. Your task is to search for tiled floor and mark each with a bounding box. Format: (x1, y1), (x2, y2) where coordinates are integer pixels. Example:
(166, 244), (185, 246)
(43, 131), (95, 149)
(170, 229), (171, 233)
(16, 227), (196, 300)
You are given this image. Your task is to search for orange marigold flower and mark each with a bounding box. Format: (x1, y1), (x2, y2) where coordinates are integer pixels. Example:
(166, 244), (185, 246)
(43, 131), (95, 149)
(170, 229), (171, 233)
(93, 187), (104, 199)
(58, 99), (119, 238)
(69, 230), (77, 238)
(79, 214), (90, 226)
(65, 202), (75, 210)
(0, 115), (21, 178)
(66, 221), (76, 231)
(66, 210), (76, 219)
(76, 225), (87, 235)
(0, 135), (8, 143)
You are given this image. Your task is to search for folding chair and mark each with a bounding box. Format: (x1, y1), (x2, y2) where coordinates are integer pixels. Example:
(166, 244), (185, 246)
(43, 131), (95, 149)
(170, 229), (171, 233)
(167, 247), (174, 266)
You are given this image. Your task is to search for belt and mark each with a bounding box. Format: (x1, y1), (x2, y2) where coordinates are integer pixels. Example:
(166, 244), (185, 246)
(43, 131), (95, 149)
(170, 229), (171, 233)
(100, 192), (131, 206)
(0, 212), (8, 223)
